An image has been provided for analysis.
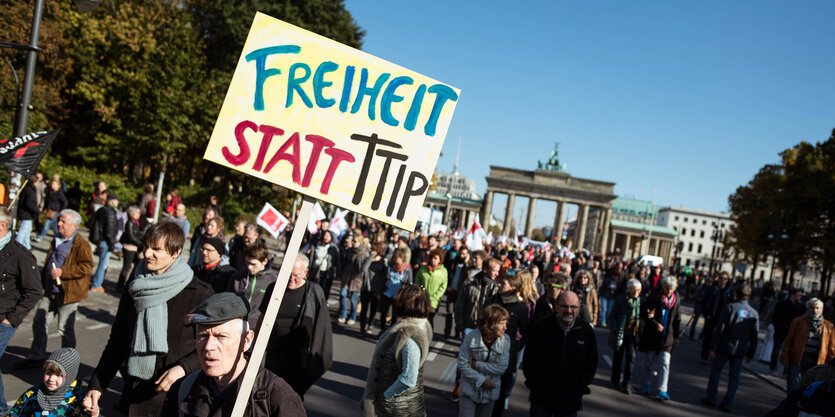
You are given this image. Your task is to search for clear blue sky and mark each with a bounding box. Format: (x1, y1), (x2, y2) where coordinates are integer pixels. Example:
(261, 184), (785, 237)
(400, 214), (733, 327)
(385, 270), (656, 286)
(344, 1), (835, 228)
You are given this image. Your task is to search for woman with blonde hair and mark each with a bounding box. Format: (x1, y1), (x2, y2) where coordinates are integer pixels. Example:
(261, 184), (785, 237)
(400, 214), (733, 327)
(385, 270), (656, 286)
(573, 270), (599, 326)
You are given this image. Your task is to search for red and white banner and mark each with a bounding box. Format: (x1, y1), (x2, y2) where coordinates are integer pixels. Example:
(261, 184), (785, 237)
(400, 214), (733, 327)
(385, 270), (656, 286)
(256, 202), (289, 238)
(465, 214), (485, 251)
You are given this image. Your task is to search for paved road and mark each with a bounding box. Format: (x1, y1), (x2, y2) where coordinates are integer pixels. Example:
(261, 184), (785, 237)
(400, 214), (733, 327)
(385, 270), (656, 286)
(2, 234), (786, 416)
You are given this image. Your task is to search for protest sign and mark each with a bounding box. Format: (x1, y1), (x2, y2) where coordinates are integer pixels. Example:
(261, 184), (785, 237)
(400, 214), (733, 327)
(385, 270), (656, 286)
(215, 14), (461, 417)
(256, 202), (289, 238)
(204, 12), (460, 231)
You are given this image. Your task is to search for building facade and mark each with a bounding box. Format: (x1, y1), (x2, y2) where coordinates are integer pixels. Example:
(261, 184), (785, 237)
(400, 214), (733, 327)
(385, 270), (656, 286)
(483, 166), (617, 252)
(435, 171), (481, 200)
(597, 198), (676, 264)
(658, 207), (735, 274)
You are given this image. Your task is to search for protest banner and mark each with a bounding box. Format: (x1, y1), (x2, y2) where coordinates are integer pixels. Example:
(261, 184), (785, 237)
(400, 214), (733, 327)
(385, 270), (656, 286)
(204, 12), (460, 231)
(256, 202), (290, 238)
(206, 13), (461, 417)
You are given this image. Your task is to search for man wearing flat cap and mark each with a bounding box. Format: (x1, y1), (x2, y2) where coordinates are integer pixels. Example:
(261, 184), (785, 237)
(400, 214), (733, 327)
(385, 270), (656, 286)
(162, 292), (304, 417)
(193, 237), (237, 293)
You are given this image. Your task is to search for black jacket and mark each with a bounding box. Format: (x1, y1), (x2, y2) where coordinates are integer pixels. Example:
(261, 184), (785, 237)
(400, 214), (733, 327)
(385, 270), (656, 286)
(17, 184), (39, 221)
(227, 267), (277, 330)
(523, 316), (598, 413)
(162, 367), (305, 417)
(94, 205), (119, 247)
(531, 296), (557, 325)
(228, 237), (266, 272)
(639, 292), (682, 353)
(704, 284), (735, 320)
(261, 281), (333, 396)
(496, 294), (530, 372)
(89, 275), (213, 417)
(0, 239), (44, 326)
(454, 271), (498, 330)
(767, 378), (835, 417)
(120, 219), (144, 248)
(44, 188), (68, 212)
(772, 298), (804, 335)
(192, 262), (237, 294)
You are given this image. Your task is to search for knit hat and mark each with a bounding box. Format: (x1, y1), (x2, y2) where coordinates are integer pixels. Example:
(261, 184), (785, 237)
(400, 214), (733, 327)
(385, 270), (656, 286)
(202, 236), (225, 255)
(38, 348), (80, 412)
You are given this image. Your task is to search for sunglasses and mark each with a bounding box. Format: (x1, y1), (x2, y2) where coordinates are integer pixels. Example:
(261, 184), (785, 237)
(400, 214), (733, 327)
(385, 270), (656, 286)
(550, 283), (564, 289)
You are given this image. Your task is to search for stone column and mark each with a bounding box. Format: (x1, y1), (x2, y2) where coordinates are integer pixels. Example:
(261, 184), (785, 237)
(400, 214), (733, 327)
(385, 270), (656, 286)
(576, 204), (589, 250)
(553, 200), (566, 242)
(599, 207), (612, 255)
(503, 193), (515, 235)
(525, 197), (537, 237)
(482, 190), (494, 227)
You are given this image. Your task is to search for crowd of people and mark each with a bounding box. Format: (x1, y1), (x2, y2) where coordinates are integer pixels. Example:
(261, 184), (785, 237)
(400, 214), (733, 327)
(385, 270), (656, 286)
(1, 173), (834, 416)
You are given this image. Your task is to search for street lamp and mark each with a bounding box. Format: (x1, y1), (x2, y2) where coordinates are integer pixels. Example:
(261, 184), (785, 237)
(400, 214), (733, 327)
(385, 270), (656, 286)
(5, 0), (99, 207)
(710, 225), (724, 274)
(444, 192), (453, 228)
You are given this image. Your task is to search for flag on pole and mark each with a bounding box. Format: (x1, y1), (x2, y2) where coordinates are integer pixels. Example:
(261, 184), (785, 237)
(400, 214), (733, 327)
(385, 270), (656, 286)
(513, 222), (521, 249)
(256, 202), (290, 238)
(307, 202), (327, 233)
(329, 208), (350, 241)
(0, 130), (59, 177)
(465, 214), (485, 250)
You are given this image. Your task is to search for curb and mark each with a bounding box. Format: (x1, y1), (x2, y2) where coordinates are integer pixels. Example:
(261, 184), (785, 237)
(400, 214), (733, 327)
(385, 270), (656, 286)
(742, 364), (786, 393)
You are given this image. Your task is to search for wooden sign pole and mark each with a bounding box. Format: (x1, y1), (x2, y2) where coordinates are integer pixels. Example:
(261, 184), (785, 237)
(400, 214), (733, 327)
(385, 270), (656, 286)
(231, 195), (315, 417)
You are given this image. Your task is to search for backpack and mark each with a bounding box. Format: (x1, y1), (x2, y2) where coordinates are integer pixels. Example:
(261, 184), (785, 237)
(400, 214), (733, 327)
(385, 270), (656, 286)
(177, 371), (202, 417)
(88, 213), (101, 244)
(177, 370), (272, 417)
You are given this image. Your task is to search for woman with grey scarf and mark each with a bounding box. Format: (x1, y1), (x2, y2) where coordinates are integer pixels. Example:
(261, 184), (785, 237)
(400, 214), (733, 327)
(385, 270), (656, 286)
(9, 348), (91, 417)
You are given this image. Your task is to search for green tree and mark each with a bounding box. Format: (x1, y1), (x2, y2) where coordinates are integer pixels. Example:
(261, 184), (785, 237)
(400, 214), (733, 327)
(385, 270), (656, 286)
(1, 0), (366, 223)
(728, 129), (835, 293)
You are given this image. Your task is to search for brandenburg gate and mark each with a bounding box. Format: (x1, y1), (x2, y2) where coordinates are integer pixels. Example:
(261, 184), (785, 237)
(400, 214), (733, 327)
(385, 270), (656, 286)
(483, 166), (617, 252)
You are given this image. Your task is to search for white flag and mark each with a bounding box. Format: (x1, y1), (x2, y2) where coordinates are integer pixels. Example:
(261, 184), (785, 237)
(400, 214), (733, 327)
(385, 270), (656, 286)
(307, 202), (327, 233)
(465, 214), (485, 250)
(329, 208), (350, 241)
(256, 202), (289, 239)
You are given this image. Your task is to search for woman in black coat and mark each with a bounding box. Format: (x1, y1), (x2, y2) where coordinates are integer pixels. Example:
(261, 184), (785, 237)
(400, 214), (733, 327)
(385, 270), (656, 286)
(637, 276), (681, 401)
(35, 180), (68, 241)
(117, 206), (145, 290)
(608, 278), (644, 394)
(492, 271), (530, 416)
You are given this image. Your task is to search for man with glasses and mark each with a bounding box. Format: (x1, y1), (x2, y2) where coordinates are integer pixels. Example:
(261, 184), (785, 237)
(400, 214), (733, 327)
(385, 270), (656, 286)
(524, 291), (598, 417)
(532, 272), (570, 324)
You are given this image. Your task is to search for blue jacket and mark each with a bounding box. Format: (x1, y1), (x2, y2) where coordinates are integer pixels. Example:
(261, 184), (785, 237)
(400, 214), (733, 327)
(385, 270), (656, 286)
(710, 300), (759, 358)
